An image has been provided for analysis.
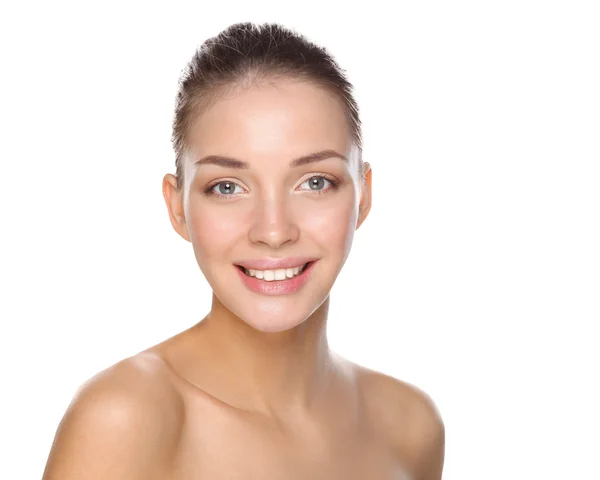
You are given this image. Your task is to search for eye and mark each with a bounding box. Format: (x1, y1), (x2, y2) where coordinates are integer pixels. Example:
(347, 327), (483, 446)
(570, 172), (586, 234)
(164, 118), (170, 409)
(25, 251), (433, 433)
(298, 175), (338, 193)
(206, 181), (245, 198)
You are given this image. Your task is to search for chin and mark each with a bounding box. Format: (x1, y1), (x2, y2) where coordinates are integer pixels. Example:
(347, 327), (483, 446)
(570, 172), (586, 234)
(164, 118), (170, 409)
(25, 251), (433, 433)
(243, 314), (308, 333)
(230, 293), (327, 333)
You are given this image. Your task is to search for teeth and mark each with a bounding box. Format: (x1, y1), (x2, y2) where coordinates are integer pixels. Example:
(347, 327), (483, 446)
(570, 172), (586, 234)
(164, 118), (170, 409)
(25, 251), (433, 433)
(274, 269), (286, 280)
(243, 263), (308, 282)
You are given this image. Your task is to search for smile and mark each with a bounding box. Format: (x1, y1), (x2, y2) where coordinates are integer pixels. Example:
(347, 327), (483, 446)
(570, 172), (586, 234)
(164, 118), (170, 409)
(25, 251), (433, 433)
(237, 262), (310, 281)
(234, 261), (317, 295)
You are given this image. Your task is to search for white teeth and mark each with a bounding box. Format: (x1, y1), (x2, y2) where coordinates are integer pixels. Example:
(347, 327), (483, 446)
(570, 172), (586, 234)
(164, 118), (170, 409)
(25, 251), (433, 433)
(242, 263), (308, 282)
(274, 269), (286, 280)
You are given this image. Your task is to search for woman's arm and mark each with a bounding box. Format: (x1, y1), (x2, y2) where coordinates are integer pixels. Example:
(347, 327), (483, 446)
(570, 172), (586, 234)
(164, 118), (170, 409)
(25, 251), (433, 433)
(407, 399), (445, 480)
(42, 356), (184, 480)
(396, 385), (445, 480)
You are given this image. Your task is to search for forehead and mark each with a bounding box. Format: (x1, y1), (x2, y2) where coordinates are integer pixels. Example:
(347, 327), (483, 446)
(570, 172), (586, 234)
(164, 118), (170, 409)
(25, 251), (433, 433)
(185, 80), (353, 165)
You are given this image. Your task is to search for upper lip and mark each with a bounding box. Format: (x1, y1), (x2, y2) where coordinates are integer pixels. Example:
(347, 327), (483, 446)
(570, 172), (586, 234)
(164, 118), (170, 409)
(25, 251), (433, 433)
(235, 257), (318, 270)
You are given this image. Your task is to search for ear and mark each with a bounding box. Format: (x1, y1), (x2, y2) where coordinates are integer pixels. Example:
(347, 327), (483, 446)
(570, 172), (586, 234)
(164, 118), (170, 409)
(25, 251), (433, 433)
(162, 173), (191, 242)
(356, 162), (372, 230)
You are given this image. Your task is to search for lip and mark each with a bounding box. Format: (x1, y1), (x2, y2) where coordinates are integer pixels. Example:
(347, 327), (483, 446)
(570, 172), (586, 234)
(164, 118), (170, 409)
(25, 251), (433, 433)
(235, 256), (319, 270)
(235, 260), (318, 296)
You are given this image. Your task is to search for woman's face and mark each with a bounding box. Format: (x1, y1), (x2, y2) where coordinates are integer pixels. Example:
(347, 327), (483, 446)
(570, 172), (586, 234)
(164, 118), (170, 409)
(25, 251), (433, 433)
(166, 79), (371, 333)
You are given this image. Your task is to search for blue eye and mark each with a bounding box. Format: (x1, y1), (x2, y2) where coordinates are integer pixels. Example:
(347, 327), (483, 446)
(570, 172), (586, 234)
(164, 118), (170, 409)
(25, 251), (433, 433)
(206, 181), (244, 197)
(299, 175), (337, 193)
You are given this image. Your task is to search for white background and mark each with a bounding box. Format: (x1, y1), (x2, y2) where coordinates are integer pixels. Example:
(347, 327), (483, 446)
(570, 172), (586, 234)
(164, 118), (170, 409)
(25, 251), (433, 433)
(1, 1), (599, 478)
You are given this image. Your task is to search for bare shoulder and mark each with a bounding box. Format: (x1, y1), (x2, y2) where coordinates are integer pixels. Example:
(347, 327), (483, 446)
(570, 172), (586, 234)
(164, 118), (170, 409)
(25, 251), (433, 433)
(353, 363), (445, 480)
(43, 353), (184, 480)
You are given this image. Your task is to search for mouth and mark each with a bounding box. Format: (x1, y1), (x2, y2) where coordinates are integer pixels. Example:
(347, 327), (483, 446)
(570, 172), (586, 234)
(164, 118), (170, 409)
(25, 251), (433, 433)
(235, 261), (313, 281)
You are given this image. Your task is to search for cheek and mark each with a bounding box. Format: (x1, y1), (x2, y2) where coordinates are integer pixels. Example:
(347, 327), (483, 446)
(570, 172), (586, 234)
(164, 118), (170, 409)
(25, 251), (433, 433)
(297, 195), (358, 253)
(187, 206), (245, 255)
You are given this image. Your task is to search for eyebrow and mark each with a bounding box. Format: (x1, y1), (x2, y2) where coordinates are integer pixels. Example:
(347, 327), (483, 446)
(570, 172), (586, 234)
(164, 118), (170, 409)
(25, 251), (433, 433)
(194, 149), (348, 169)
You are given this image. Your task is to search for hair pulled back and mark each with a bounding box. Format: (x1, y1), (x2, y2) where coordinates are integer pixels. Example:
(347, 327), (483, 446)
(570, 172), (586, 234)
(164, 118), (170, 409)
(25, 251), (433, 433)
(172, 22), (363, 190)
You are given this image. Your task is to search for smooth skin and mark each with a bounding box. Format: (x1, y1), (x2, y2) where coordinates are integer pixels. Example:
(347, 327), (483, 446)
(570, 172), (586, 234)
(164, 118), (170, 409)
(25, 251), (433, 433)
(43, 79), (444, 479)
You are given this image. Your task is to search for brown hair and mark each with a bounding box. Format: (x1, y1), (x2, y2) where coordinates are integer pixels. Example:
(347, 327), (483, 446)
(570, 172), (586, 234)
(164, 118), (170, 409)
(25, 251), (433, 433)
(172, 22), (363, 190)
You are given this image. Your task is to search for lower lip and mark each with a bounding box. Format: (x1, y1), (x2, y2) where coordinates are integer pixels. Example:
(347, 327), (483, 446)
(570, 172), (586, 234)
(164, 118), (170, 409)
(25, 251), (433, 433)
(235, 261), (317, 296)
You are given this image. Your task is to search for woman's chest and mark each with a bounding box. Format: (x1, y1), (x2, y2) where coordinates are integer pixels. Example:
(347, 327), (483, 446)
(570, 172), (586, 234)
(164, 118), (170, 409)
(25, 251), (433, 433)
(169, 407), (412, 480)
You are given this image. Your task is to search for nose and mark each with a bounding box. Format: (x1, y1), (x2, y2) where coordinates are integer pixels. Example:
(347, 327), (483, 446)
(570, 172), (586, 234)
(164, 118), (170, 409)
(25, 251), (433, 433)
(248, 192), (300, 249)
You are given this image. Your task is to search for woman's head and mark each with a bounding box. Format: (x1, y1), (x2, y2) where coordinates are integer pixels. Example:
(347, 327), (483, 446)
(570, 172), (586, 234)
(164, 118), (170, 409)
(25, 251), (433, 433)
(163, 22), (371, 333)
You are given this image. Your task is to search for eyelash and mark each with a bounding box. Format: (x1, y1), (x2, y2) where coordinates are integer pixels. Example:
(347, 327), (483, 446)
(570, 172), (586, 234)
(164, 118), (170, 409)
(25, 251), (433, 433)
(204, 175), (340, 199)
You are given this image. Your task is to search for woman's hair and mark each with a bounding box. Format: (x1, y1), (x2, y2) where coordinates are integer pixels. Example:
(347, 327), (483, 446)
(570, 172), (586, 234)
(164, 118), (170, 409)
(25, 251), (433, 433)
(172, 22), (363, 190)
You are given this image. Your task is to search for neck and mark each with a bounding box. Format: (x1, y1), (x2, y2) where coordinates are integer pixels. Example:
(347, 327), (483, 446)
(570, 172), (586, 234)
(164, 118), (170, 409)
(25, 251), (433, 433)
(190, 293), (337, 419)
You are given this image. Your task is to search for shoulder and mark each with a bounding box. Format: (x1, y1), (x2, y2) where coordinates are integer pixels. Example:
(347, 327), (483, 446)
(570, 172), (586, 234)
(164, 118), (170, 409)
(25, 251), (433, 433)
(43, 353), (184, 479)
(355, 365), (445, 480)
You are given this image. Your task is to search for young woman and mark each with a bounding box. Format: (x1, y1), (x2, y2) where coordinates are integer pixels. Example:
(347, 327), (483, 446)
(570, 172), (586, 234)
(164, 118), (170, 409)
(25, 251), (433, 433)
(43, 22), (445, 479)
